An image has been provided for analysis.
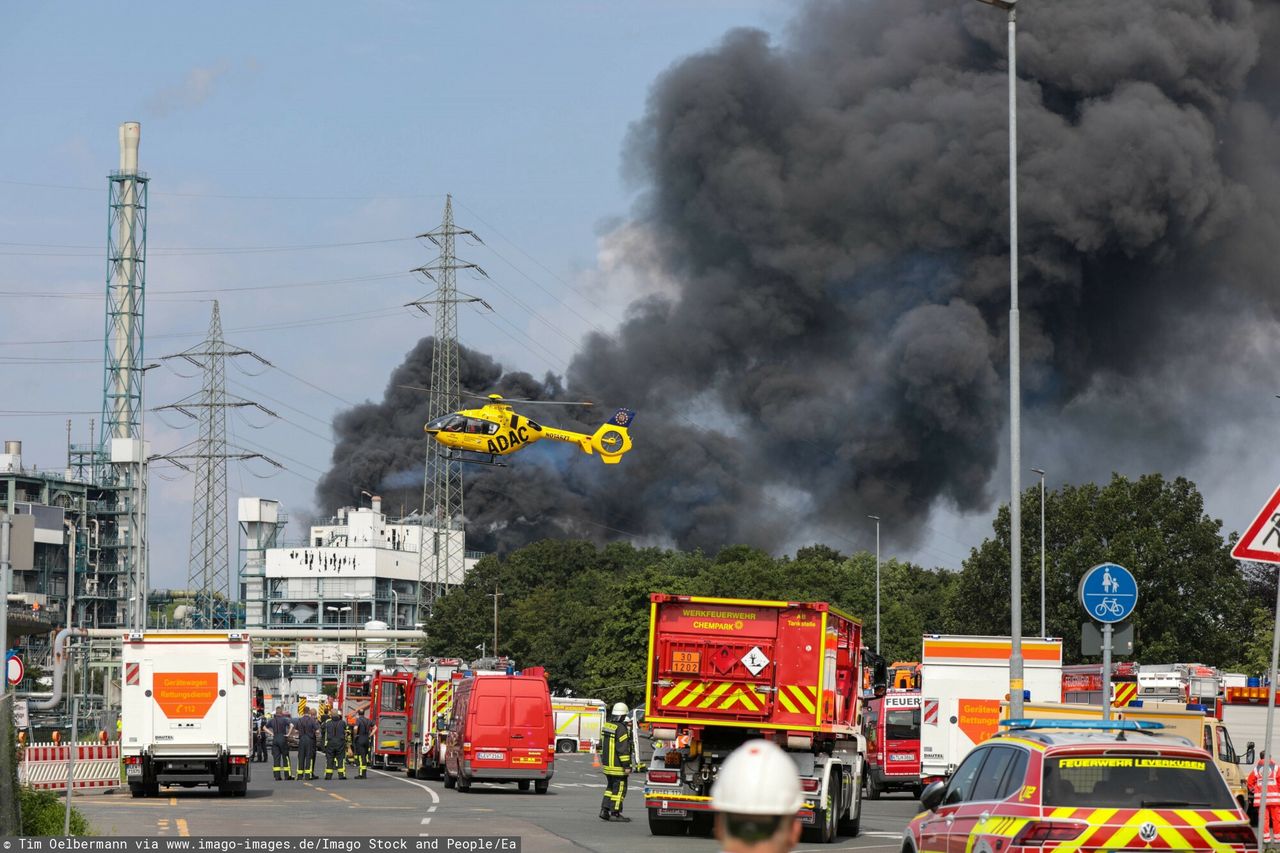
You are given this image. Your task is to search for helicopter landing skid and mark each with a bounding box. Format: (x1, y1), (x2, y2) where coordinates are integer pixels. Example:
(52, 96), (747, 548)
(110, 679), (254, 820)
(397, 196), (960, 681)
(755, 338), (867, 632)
(446, 450), (507, 468)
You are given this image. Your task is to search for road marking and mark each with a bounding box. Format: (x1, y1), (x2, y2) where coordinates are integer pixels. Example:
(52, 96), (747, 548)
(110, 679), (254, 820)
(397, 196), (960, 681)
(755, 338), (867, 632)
(329, 792), (351, 803)
(428, 806), (437, 813)
(176, 819), (190, 837)
(370, 768), (440, 806)
(421, 818), (431, 825)
(169, 797), (177, 805)
(863, 832), (903, 839)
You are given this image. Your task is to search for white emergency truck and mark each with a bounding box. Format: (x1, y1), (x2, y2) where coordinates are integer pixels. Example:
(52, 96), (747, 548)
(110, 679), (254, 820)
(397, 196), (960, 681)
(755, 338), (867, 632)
(919, 635), (1062, 783)
(552, 697), (605, 753)
(121, 631), (253, 797)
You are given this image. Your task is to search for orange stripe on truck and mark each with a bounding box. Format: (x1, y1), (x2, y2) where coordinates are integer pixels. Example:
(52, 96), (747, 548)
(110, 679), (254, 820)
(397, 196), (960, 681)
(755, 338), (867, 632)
(922, 640), (1061, 661)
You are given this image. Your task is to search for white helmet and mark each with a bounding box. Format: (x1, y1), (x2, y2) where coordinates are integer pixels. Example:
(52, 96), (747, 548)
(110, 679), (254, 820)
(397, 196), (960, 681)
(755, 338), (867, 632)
(611, 702), (629, 717)
(711, 739), (803, 815)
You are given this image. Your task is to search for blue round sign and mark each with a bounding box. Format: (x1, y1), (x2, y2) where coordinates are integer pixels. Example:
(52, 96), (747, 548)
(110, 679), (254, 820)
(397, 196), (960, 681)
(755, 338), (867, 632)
(1078, 562), (1137, 624)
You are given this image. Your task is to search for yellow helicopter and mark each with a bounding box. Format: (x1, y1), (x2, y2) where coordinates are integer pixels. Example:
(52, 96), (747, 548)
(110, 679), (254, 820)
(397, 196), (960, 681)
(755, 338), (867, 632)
(415, 391), (636, 466)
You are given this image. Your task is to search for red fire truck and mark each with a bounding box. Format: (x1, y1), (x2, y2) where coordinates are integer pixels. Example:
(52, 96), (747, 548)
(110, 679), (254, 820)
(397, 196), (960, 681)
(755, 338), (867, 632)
(405, 659), (463, 779)
(336, 668), (373, 721)
(863, 689), (922, 799)
(642, 594), (886, 842)
(371, 667), (416, 769)
(1060, 661), (1140, 706)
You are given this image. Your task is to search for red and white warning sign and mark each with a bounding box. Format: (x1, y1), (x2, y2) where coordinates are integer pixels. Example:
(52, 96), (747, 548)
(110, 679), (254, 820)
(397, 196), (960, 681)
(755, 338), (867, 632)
(6, 654), (23, 686)
(1232, 484), (1280, 566)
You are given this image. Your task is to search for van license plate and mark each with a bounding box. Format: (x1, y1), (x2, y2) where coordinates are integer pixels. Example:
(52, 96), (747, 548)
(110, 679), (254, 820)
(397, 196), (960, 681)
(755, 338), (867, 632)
(476, 751), (503, 760)
(890, 754), (914, 761)
(126, 765), (142, 777)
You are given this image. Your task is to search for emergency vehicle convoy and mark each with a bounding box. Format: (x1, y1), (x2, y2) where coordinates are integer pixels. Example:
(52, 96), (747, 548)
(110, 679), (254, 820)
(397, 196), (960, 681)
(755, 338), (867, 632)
(121, 631), (253, 797)
(863, 689), (922, 799)
(642, 594), (886, 842)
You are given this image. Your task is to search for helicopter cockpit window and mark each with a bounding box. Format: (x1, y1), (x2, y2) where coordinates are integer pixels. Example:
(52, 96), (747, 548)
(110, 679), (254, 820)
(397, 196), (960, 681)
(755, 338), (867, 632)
(425, 414), (464, 432)
(464, 418), (499, 435)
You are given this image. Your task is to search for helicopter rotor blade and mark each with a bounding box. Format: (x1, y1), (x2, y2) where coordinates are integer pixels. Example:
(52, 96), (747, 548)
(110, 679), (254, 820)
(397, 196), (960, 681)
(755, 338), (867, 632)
(458, 390), (593, 407)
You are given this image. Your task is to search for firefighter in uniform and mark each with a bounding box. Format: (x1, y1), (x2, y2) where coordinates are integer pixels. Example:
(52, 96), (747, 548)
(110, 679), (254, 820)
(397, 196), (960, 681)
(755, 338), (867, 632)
(352, 709), (374, 778)
(265, 705), (296, 781)
(321, 709), (348, 780)
(598, 702), (634, 822)
(296, 707), (320, 780)
(251, 711), (268, 763)
(1249, 751), (1280, 841)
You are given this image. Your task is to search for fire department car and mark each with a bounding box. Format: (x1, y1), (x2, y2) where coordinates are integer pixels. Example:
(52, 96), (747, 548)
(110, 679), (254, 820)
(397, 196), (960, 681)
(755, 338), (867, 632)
(904, 720), (1253, 853)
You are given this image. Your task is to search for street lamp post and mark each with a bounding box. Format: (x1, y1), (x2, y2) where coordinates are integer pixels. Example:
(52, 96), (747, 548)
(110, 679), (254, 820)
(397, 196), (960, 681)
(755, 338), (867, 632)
(487, 589), (502, 658)
(1031, 468), (1045, 638)
(867, 516), (881, 655)
(975, 0), (1023, 719)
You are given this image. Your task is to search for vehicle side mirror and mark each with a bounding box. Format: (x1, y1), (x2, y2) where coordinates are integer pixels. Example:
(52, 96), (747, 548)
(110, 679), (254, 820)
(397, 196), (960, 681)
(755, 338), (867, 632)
(1245, 742), (1256, 765)
(920, 780), (946, 812)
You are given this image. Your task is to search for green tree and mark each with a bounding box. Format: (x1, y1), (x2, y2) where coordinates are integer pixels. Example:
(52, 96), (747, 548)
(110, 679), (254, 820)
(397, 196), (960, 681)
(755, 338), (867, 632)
(949, 473), (1261, 666)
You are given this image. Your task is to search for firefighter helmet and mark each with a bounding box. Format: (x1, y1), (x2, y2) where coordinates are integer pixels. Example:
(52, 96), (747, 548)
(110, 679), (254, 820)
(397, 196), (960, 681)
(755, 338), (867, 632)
(711, 739), (803, 815)
(611, 702), (629, 717)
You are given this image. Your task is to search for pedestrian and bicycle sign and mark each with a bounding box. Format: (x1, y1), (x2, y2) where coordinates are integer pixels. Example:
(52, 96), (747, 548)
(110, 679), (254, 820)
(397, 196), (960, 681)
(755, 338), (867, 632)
(1231, 484), (1280, 565)
(1078, 563), (1137, 624)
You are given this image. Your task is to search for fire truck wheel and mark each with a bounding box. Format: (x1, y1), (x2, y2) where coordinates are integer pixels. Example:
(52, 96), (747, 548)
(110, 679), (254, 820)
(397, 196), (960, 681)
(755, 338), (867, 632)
(804, 778), (838, 844)
(518, 781), (531, 791)
(129, 784), (145, 799)
(690, 814), (714, 837)
(443, 770), (457, 789)
(839, 773), (862, 837)
(866, 772), (881, 800)
(556, 739), (576, 754)
(456, 774), (471, 793)
(534, 779), (549, 794)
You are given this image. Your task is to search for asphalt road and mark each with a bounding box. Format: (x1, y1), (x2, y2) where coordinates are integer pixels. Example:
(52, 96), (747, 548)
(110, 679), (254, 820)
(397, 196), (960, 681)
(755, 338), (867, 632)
(75, 755), (923, 852)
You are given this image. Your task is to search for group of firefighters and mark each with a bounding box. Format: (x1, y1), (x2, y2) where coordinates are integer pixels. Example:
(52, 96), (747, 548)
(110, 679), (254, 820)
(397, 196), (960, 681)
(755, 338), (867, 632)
(252, 704), (376, 781)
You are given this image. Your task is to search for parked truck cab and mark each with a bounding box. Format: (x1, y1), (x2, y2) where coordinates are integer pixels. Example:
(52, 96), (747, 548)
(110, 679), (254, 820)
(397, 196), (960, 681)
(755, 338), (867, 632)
(443, 672), (555, 794)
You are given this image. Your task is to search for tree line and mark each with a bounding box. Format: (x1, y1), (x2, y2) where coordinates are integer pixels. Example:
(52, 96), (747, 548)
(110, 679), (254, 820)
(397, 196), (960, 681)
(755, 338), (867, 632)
(422, 473), (1273, 705)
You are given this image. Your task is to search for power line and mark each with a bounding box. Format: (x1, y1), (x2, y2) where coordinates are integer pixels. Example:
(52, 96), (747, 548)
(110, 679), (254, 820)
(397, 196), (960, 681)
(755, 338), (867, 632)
(0, 178), (444, 202)
(0, 236), (415, 257)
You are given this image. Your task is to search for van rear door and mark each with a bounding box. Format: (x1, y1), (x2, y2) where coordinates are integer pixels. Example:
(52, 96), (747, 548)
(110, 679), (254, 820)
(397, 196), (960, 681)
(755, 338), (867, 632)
(469, 679), (514, 771)
(510, 680), (550, 772)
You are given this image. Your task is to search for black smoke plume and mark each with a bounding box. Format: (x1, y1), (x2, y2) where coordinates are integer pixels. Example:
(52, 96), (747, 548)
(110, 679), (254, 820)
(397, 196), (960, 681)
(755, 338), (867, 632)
(320, 0), (1280, 556)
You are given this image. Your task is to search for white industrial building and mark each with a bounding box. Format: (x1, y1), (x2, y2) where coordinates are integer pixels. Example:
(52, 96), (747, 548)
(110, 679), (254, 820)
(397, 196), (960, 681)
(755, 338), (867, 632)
(238, 495), (478, 632)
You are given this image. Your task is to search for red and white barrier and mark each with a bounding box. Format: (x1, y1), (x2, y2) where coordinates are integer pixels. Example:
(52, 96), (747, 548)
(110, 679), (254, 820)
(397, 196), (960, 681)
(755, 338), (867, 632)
(19, 743), (121, 791)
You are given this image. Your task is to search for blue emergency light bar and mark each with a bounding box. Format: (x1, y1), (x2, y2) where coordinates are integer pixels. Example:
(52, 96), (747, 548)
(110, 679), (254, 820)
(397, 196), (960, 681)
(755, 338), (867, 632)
(1000, 719), (1165, 731)
(1123, 700), (1209, 713)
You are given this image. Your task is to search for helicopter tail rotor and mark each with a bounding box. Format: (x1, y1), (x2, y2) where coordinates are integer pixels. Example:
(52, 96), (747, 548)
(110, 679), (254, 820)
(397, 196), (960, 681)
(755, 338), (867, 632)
(589, 408), (636, 463)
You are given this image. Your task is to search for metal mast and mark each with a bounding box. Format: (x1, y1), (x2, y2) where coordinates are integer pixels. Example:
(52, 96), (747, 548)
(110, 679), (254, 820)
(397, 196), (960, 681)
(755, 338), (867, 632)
(409, 195), (487, 621)
(154, 302), (281, 627)
(99, 121), (150, 629)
